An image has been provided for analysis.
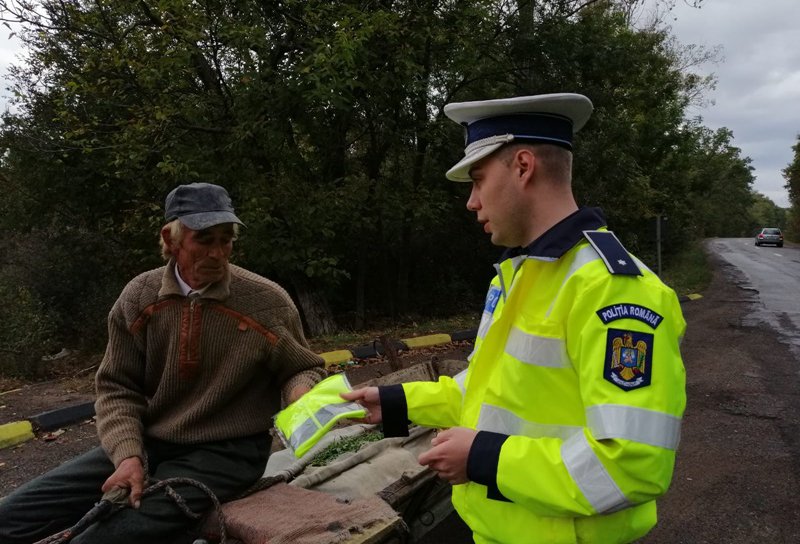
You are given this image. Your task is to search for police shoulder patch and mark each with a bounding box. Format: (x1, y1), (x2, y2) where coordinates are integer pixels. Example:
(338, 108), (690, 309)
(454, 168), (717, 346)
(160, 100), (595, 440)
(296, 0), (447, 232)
(583, 230), (642, 276)
(604, 328), (653, 391)
(597, 303), (664, 329)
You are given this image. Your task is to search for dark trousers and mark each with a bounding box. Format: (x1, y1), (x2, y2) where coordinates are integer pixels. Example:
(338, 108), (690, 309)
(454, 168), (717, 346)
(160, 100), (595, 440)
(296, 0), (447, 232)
(0, 433), (270, 544)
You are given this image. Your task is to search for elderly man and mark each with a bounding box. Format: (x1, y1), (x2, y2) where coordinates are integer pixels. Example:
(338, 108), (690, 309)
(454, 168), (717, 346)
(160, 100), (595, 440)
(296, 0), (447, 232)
(343, 94), (687, 543)
(0, 182), (325, 544)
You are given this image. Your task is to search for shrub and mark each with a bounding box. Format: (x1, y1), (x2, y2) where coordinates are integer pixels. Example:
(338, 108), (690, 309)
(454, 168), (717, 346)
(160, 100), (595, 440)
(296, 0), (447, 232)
(0, 278), (60, 378)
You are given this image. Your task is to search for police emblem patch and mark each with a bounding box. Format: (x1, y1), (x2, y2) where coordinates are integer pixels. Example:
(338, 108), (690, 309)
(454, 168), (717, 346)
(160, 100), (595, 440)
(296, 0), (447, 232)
(604, 329), (653, 391)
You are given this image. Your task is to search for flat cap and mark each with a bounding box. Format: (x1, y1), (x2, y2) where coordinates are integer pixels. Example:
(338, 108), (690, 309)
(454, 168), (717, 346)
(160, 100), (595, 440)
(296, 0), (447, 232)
(164, 182), (244, 230)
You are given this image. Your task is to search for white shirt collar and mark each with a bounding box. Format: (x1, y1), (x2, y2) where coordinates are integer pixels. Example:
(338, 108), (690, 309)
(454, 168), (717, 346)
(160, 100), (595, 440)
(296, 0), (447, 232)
(174, 266), (205, 297)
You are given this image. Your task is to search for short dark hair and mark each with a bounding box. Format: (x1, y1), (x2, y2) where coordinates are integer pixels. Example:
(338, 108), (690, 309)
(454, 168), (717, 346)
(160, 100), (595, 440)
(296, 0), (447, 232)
(498, 142), (572, 183)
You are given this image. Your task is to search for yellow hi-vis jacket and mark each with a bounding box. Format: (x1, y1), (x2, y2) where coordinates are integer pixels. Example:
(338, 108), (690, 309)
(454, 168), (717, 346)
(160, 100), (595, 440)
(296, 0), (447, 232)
(379, 209), (686, 544)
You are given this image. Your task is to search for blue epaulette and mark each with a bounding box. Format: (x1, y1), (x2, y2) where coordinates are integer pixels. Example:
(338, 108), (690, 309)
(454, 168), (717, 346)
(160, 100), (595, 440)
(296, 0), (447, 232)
(582, 230), (642, 276)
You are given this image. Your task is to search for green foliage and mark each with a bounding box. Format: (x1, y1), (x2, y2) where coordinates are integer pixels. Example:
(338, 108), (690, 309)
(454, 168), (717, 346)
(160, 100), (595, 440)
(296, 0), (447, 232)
(783, 136), (800, 240)
(659, 240), (713, 298)
(0, 275), (59, 378)
(0, 0), (761, 351)
(786, 209), (800, 243)
(749, 193), (787, 234)
(309, 430), (384, 466)
(678, 125), (756, 239)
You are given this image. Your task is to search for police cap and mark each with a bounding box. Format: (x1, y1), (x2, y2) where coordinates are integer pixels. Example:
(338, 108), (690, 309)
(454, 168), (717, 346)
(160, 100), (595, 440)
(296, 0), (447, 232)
(443, 93), (593, 181)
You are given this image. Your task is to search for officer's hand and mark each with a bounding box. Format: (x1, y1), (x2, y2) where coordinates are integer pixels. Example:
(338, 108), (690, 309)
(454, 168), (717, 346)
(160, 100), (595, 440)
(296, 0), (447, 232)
(102, 456), (145, 509)
(418, 427), (477, 485)
(340, 387), (382, 424)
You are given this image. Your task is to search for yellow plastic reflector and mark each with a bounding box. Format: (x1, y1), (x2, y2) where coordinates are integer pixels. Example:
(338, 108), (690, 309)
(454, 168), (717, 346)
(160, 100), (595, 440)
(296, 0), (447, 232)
(320, 350), (354, 365)
(402, 334), (452, 348)
(0, 420), (34, 450)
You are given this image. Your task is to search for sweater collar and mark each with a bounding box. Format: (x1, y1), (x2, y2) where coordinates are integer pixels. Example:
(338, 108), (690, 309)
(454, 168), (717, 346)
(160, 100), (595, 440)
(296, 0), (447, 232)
(159, 259), (231, 301)
(501, 207), (607, 261)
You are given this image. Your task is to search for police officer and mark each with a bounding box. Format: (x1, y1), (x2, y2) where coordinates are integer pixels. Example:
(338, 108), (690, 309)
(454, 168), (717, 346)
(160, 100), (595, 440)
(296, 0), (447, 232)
(343, 94), (687, 544)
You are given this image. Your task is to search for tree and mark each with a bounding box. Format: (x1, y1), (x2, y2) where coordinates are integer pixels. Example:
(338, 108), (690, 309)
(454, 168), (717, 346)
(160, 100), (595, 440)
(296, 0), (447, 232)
(783, 135), (800, 240)
(749, 193), (786, 233)
(0, 0), (504, 336)
(0, 0), (756, 352)
(679, 125), (755, 238)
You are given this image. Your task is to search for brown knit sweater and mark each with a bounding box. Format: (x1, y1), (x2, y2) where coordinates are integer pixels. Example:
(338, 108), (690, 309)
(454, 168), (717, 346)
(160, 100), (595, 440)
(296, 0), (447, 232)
(94, 261), (326, 466)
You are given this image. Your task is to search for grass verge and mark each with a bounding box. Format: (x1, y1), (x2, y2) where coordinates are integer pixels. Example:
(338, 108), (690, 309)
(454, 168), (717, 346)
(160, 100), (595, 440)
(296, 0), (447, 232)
(659, 240), (712, 297)
(307, 313), (480, 353)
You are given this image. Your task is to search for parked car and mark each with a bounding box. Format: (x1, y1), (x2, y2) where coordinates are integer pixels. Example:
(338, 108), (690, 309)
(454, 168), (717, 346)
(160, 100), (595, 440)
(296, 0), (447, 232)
(755, 227), (783, 247)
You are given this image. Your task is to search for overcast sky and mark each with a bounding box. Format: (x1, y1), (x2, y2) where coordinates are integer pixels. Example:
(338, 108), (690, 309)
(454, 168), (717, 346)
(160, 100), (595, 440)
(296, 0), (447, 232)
(1, 1), (798, 207)
(641, 0), (800, 207)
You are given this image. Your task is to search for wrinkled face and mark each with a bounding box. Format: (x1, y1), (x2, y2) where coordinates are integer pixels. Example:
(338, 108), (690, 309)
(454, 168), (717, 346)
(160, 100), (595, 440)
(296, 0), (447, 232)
(466, 153), (528, 247)
(171, 223), (235, 289)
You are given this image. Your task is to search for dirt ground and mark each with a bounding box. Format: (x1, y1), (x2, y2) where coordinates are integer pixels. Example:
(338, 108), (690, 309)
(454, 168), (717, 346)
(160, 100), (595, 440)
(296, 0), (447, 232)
(2, 250), (800, 543)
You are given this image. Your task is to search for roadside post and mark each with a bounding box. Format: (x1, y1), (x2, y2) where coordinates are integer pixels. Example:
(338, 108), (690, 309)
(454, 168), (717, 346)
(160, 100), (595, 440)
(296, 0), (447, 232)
(654, 214), (668, 277)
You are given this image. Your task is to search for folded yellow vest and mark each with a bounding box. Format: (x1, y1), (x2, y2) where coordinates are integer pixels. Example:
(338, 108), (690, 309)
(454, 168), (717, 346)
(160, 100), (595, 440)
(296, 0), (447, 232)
(274, 373), (367, 458)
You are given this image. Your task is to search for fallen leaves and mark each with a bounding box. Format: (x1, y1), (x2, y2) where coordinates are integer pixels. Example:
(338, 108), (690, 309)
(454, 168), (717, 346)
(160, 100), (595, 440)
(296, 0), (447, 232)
(42, 429), (66, 441)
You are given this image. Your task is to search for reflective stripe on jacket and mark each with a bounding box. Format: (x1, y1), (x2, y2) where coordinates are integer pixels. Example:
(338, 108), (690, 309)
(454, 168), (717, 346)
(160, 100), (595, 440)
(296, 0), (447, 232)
(399, 230), (686, 544)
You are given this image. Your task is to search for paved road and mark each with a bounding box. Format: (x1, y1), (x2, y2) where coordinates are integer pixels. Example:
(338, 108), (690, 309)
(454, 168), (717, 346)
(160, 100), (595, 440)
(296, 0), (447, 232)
(708, 238), (800, 355)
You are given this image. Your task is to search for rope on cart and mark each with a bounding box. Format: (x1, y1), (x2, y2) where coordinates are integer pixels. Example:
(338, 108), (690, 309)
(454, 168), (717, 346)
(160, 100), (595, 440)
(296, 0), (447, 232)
(32, 477), (228, 544)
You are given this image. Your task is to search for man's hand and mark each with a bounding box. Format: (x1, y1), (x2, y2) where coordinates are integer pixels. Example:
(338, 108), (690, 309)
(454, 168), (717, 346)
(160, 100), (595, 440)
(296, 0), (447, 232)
(102, 456), (145, 508)
(340, 387), (382, 424)
(418, 427), (477, 485)
(287, 384), (311, 404)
